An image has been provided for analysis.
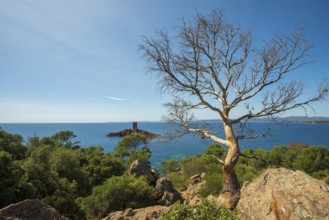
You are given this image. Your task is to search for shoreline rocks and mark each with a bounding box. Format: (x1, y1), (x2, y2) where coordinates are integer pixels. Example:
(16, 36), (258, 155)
(107, 128), (159, 139)
(107, 122), (159, 139)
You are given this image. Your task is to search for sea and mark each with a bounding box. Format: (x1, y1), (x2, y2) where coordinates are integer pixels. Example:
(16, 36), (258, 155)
(1, 122), (329, 168)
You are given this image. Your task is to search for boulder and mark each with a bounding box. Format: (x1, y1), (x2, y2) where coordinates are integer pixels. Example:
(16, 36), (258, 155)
(0, 199), (69, 220)
(128, 160), (157, 185)
(150, 169), (160, 181)
(181, 173), (206, 205)
(155, 177), (183, 206)
(237, 168), (329, 220)
(103, 205), (169, 220)
(189, 173), (205, 185)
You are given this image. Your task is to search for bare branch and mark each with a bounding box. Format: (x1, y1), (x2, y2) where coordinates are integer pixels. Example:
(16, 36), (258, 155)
(228, 27), (315, 113)
(188, 128), (228, 147)
(161, 98), (229, 147)
(213, 155), (225, 165)
(140, 9), (328, 209)
(232, 80), (329, 124)
(239, 152), (271, 164)
(162, 99), (196, 126)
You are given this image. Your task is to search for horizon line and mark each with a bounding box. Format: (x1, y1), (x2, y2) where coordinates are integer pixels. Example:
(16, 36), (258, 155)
(1, 116), (329, 124)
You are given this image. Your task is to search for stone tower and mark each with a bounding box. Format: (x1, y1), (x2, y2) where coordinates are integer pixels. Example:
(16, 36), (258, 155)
(132, 122), (138, 131)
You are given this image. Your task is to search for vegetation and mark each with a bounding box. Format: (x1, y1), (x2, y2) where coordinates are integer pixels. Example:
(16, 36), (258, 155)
(0, 129), (162, 219)
(0, 130), (148, 219)
(140, 9), (329, 208)
(113, 133), (147, 158)
(161, 143), (329, 200)
(162, 201), (237, 220)
(77, 175), (155, 219)
(1, 129), (328, 219)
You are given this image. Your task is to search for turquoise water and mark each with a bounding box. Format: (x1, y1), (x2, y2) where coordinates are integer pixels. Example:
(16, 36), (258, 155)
(1, 122), (329, 168)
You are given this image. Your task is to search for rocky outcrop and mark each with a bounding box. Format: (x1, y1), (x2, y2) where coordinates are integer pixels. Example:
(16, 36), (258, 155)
(103, 206), (170, 220)
(128, 160), (182, 206)
(0, 199), (69, 220)
(128, 160), (157, 185)
(181, 173), (206, 205)
(107, 122), (160, 139)
(237, 168), (329, 220)
(155, 177), (183, 206)
(107, 129), (159, 139)
(107, 123), (159, 139)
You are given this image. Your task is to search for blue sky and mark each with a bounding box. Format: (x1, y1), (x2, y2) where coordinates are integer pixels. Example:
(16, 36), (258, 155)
(0, 0), (328, 123)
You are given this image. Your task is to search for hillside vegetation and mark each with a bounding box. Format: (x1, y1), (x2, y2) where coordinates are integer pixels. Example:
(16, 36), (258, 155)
(0, 130), (328, 219)
(161, 142), (329, 199)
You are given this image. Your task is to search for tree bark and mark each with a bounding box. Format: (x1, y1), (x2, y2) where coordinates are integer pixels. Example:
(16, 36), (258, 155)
(221, 165), (240, 209)
(218, 123), (241, 209)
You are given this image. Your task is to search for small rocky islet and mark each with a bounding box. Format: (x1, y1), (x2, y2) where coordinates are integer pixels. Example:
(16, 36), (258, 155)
(107, 122), (160, 139)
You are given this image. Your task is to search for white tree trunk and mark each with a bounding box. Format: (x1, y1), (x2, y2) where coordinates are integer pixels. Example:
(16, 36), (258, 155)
(220, 123), (241, 209)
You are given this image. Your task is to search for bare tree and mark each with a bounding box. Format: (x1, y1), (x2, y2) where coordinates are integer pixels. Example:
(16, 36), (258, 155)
(139, 10), (328, 208)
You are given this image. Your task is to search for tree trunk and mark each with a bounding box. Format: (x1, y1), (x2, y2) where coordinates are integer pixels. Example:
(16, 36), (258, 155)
(221, 163), (240, 209)
(217, 123), (240, 209)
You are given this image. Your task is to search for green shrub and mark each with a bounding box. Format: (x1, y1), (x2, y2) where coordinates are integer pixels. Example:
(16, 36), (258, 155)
(163, 144), (226, 194)
(292, 146), (329, 173)
(199, 163), (223, 198)
(162, 201), (237, 220)
(0, 151), (35, 207)
(235, 163), (260, 185)
(0, 130), (26, 160)
(238, 148), (269, 170)
(167, 171), (188, 190)
(312, 169), (329, 184)
(83, 153), (125, 186)
(113, 133), (147, 158)
(125, 147), (152, 166)
(77, 175), (155, 219)
(267, 146), (296, 168)
(204, 143), (227, 159)
(160, 159), (181, 174)
(42, 178), (84, 220)
(181, 155), (211, 178)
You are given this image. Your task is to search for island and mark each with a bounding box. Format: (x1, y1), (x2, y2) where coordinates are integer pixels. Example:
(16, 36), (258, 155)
(107, 122), (160, 139)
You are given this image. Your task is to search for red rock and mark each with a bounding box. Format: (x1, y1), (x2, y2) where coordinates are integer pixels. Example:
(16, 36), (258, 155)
(237, 168), (329, 220)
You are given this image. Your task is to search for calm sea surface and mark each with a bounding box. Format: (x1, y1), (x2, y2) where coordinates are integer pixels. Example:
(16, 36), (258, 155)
(1, 122), (329, 168)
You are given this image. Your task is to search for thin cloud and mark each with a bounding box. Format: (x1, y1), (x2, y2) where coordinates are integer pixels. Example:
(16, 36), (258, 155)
(106, 96), (127, 101)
